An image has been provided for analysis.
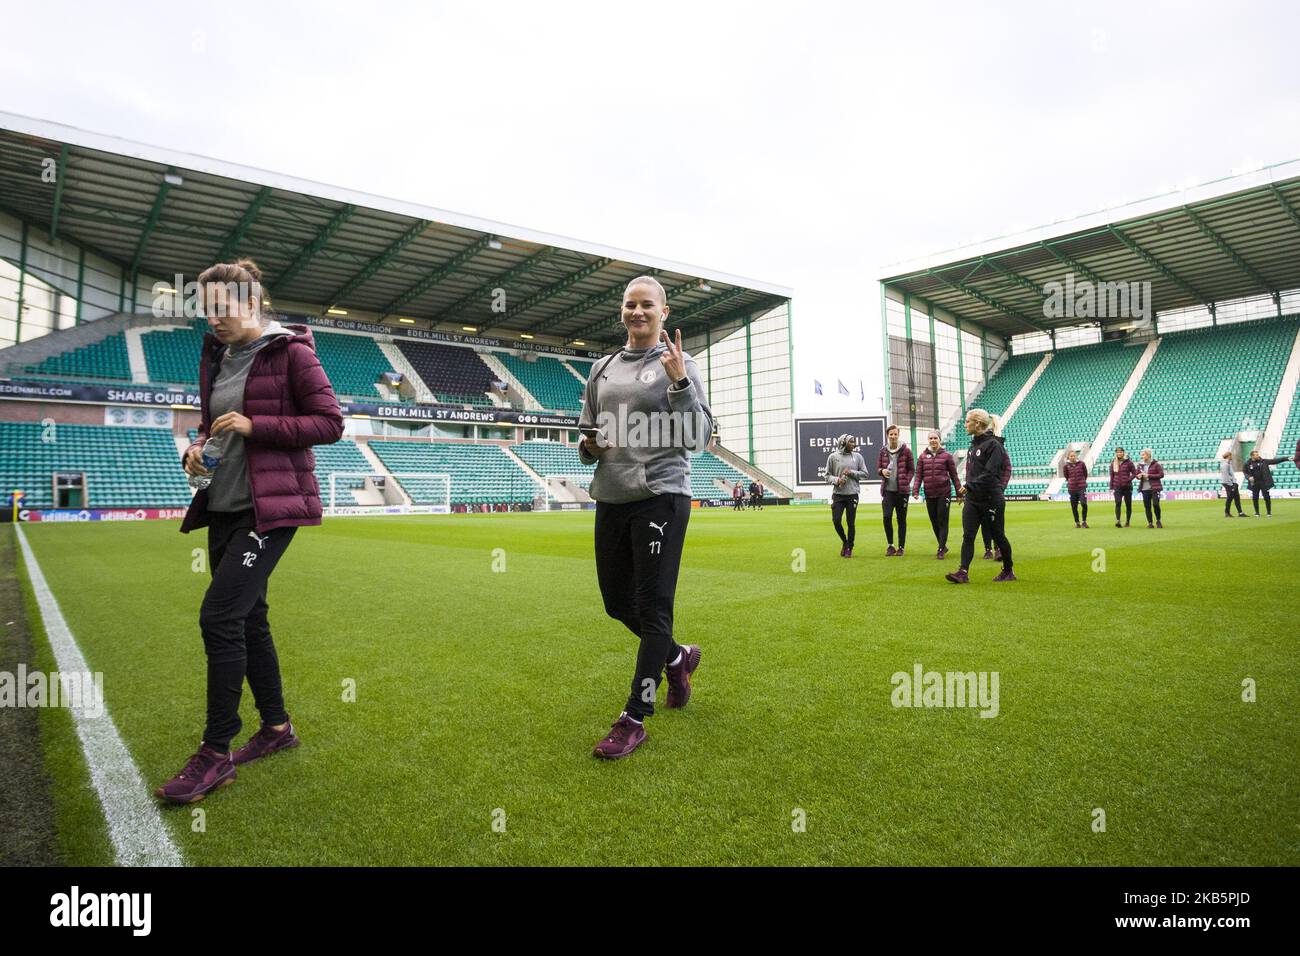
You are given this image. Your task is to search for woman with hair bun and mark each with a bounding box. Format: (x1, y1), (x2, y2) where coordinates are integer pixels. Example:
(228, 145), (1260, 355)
(155, 258), (343, 804)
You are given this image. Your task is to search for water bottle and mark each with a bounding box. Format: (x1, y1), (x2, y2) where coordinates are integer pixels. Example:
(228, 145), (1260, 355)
(188, 436), (226, 490)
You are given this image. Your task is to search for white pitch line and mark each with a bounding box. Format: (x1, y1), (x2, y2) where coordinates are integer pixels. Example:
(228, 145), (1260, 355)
(15, 525), (183, 867)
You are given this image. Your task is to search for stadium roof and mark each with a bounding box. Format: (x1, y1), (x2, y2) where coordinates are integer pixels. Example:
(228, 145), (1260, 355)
(0, 111), (792, 348)
(879, 157), (1300, 339)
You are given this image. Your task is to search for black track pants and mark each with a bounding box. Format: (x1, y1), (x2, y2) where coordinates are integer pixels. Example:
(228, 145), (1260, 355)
(594, 494), (691, 720)
(831, 493), (858, 548)
(925, 495), (951, 549)
(200, 510), (295, 751)
(959, 497), (1012, 572)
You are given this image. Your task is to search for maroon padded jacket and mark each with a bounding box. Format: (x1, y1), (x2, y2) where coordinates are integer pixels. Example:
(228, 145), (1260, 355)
(1062, 459), (1089, 493)
(912, 447), (960, 499)
(1109, 457), (1139, 491)
(877, 443), (915, 492)
(180, 325), (343, 535)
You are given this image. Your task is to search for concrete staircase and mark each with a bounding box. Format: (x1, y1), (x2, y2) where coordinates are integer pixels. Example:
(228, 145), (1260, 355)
(376, 340), (434, 404)
(1000, 352), (1052, 431)
(1083, 338), (1160, 471)
(478, 351), (542, 410)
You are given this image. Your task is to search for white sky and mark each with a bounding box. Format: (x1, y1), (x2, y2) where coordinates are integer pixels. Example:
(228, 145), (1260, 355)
(4, 0), (1299, 417)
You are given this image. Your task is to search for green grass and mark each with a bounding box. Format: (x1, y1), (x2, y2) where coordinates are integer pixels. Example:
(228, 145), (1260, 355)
(13, 500), (1300, 866)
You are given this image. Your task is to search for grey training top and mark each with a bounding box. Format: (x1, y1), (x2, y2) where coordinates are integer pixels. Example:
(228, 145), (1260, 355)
(886, 448), (900, 492)
(205, 321), (289, 512)
(1219, 459), (1237, 485)
(577, 343), (715, 504)
(825, 450), (869, 497)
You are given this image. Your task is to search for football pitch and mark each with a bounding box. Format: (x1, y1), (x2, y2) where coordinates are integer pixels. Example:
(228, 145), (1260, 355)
(9, 500), (1299, 866)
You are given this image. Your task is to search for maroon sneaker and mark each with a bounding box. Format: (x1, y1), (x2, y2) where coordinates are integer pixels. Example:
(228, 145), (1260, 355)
(232, 719), (300, 766)
(1082, 521), (1089, 528)
(895, 547), (905, 557)
(935, 549), (944, 559)
(939, 546), (949, 559)
(839, 545), (848, 558)
(982, 549), (994, 560)
(1147, 522), (1154, 529)
(665, 645), (701, 709)
(154, 745), (236, 804)
(992, 549), (1002, 561)
(945, 569), (969, 584)
(593, 714), (646, 759)
(844, 547), (853, 557)
(885, 545), (896, 556)
(1156, 520), (1163, 528)
(1075, 522), (1081, 528)
(993, 569), (1017, 582)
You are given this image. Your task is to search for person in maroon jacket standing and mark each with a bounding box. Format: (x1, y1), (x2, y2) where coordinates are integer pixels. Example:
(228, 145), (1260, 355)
(156, 259), (343, 804)
(1136, 448), (1165, 528)
(877, 424), (915, 555)
(1109, 447), (1138, 527)
(1061, 448), (1089, 528)
(912, 430), (960, 558)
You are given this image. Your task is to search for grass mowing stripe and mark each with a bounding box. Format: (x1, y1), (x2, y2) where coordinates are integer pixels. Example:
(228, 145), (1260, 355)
(15, 525), (182, 867)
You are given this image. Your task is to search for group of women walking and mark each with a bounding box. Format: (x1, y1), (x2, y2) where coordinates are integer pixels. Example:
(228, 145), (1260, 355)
(824, 409), (1015, 583)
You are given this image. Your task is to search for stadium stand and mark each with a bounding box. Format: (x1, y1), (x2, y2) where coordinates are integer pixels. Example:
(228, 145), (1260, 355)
(313, 440), (375, 498)
(944, 352), (1039, 444)
(368, 440), (538, 505)
(0, 422), (190, 508)
(141, 320), (205, 385)
(1106, 317), (1299, 465)
(24, 332), (132, 382)
(497, 353), (584, 413)
(690, 450), (753, 500)
(1001, 340), (1144, 474)
(394, 340), (497, 407)
(511, 441), (592, 480)
(311, 331), (398, 401)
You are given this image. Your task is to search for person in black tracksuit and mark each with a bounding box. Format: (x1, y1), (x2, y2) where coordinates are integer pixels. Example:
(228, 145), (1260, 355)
(1243, 449), (1287, 516)
(946, 408), (1014, 583)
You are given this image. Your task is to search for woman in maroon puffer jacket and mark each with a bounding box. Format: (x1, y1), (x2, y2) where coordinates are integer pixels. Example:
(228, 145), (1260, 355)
(1061, 448), (1090, 527)
(157, 259), (343, 805)
(911, 430), (960, 558)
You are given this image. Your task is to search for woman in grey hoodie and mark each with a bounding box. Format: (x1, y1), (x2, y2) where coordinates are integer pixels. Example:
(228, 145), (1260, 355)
(578, 276), (715, 760)
(825, 433), (870, 557)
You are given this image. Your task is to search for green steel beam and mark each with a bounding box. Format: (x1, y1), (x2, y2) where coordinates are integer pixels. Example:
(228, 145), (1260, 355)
(1039, 241), (1108, 287)
(955, 316), (967, 417)
(1182, 205), (1277, 298)
(383, 233), (499, 317)
(128, 170), (175, 280)
(49, 143), (69, 242)
(75, 246), (85, 325)
(904, 292), (913, 445)
(644, 292), (785, 346)
(928, 301), (939, 436)
(498, 255), (614, 328)
(434, 245), (557, 322)
(16, 220), (27, 342)
(216, 186), (272, 261)
(745, 314), (754, 464)
(981, 256), (1045, 300)
(1268, 183), (1300, 235)
(275, 204), (357, 291)
(1106, 225), (1210, 305)
(880, 284), (891, 414)
(929, 268), (1048, 333)
(324, 218), (430, 308)
(705, 323), (712, 405)
(786, 299), (794, 419)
